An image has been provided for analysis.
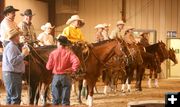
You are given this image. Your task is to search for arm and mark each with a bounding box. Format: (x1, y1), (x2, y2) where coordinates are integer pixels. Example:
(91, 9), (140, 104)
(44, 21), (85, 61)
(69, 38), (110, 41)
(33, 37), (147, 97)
(46, 53), (54, 70)
(65, 52), (80, 73)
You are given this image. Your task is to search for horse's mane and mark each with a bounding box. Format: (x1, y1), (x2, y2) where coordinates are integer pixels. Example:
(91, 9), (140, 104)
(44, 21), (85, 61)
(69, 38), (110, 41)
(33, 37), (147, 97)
(145, 43), (159, 52)
(92, 39), (115, 47)
(35, 45), (57, 50)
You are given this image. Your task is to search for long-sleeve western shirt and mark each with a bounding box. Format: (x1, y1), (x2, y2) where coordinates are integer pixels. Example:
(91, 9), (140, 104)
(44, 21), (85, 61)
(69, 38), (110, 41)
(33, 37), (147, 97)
(2, 41), (25, 73)
(60, 25), (85, 43)
(46, 46), (80, 75)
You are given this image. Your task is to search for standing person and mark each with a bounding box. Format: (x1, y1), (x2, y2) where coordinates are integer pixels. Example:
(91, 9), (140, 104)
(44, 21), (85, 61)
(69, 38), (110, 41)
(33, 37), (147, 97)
(94, 24), (105, 42)
(110, 20), (125, 39)
(0, 5), (19, 47)
(58, 15), (85, 43)
(18, 9), (36, 44)
(2, 28), (29, 105)
(37, 22), (55, 46)
(102, 23), (110, 40)
(46, 36), (80, 106)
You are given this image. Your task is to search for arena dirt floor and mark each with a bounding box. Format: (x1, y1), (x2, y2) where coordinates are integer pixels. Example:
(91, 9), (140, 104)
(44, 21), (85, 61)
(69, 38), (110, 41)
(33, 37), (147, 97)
(0, 79), (180, 107)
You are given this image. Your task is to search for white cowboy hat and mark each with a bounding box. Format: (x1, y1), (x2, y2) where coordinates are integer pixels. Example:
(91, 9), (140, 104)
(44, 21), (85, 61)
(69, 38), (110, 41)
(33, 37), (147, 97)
(94, 24), (105, 29)
(66, 15), (84, 25)
(7, 28), (22, 39)
(117, 20), (125, 26)
(41, 22), (55, 31)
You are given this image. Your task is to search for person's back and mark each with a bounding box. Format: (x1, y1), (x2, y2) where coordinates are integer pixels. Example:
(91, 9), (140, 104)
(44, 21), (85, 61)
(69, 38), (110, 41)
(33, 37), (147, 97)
(46, 36), (80, 106)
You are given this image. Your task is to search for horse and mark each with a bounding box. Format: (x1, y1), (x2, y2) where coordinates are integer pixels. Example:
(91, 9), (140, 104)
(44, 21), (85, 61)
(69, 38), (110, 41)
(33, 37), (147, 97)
(135, 41), (169, 91)
(147, 48), (178, 88)
(24, 38), (125, 106)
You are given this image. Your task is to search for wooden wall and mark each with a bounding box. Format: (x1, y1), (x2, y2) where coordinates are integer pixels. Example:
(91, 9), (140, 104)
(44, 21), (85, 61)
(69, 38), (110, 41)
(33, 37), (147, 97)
(77, 0), (180, 42)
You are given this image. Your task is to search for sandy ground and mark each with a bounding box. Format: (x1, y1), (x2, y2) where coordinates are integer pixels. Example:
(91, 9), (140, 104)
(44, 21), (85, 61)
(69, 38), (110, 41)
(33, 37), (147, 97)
(0, 79), (180, 107)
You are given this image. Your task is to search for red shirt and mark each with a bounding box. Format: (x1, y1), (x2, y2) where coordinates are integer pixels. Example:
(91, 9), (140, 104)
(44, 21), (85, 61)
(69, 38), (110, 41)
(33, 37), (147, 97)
(46, 46), (80, 75)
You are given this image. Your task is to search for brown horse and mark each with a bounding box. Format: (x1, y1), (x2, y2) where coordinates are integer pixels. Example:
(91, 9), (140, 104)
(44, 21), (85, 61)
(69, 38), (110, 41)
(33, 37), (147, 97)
(135, 41), (169, 91)
(24, 38), (125, 106)
(148, 48), (178, 88)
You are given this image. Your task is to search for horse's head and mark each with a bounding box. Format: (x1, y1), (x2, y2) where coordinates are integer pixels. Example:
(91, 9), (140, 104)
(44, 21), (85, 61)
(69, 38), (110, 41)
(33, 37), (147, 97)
(169, 48), (178, 65)
(157, 41), (169, 61)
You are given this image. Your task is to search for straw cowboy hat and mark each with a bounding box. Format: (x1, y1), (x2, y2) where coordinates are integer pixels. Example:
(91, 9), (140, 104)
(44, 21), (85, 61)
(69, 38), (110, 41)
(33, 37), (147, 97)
(94, 24), (105, 29)
(116, 20), (125, 26)
(66, 15), (84, 25)
(3, 5), (19, 15)
(57, 36), (71, 45)
(7, 28), (22, 39)
(41, 22), (55, 31)
(20, 9), (35, 16)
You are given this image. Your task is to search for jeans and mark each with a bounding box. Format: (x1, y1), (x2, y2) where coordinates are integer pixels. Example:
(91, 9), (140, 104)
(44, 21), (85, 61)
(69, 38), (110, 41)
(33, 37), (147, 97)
(2, 71), (22, 105)
(51, 74), (72, 106)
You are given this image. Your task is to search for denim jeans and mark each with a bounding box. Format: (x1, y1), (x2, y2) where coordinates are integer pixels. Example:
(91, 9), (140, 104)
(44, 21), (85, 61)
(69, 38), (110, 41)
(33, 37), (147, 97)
(2, 71), (22, 105)
(51, 74), (72, 106)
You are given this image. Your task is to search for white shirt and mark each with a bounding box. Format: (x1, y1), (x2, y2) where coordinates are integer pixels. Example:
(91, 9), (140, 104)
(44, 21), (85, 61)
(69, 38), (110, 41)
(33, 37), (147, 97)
(0, 17), (18, 41)
(37, 32), (54, 45)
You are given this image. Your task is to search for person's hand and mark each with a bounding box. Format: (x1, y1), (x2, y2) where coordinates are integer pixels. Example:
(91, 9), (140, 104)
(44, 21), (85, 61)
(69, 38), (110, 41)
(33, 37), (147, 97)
(64, 69), (73, 75)
(22, 46), (30, 56)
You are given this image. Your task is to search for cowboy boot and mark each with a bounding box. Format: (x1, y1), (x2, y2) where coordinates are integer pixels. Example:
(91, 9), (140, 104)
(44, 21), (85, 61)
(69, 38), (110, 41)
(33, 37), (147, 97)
(154, 79), (159, 88)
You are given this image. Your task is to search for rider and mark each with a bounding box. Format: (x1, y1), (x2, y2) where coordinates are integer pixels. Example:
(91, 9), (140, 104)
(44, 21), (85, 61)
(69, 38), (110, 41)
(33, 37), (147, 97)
(57, 15), (85, 43)
(110, 20), (125, 39)
(37, 22), (55, 46)
(94, 24), (105, 42)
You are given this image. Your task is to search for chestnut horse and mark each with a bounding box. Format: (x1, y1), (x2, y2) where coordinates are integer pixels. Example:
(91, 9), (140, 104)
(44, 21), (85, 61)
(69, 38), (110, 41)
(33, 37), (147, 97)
(147, 48), (178, 88)
(24, 38), (125, 106)
(135, 41), (169, 91)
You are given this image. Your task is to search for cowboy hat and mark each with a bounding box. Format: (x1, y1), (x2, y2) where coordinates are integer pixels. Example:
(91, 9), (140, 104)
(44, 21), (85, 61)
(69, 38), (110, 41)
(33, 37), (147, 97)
(57, 35), (71, 45)
(66, 15), (84, 25)
(94, 24), (105, 29)
(41, 22), (55, 31)
(3, 5), (19, 15)
(116, 20), (125, 26)
(7, 28), (22, 39)
(20, 9), (35, 16)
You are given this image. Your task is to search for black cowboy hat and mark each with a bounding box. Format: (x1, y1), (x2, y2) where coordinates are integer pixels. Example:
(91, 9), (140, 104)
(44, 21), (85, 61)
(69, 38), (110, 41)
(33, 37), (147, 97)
(57, 36), (71, 46)
(3, 5), (19, 15)
(20, 9), (35, 16)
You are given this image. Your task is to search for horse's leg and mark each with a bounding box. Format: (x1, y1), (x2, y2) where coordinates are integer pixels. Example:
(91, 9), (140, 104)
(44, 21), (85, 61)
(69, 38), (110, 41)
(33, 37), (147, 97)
(87, 81), (95, 107)
(127, 67), (134, 92)
(121, 66), (129, 92)
(71, 81), (77, 96)
(29, 81), (38, 105)
(148, 69), (153, 88)
(154, 72), (159, 88)
(135, 66), (145, 91)
(77, 80), (83, 104)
